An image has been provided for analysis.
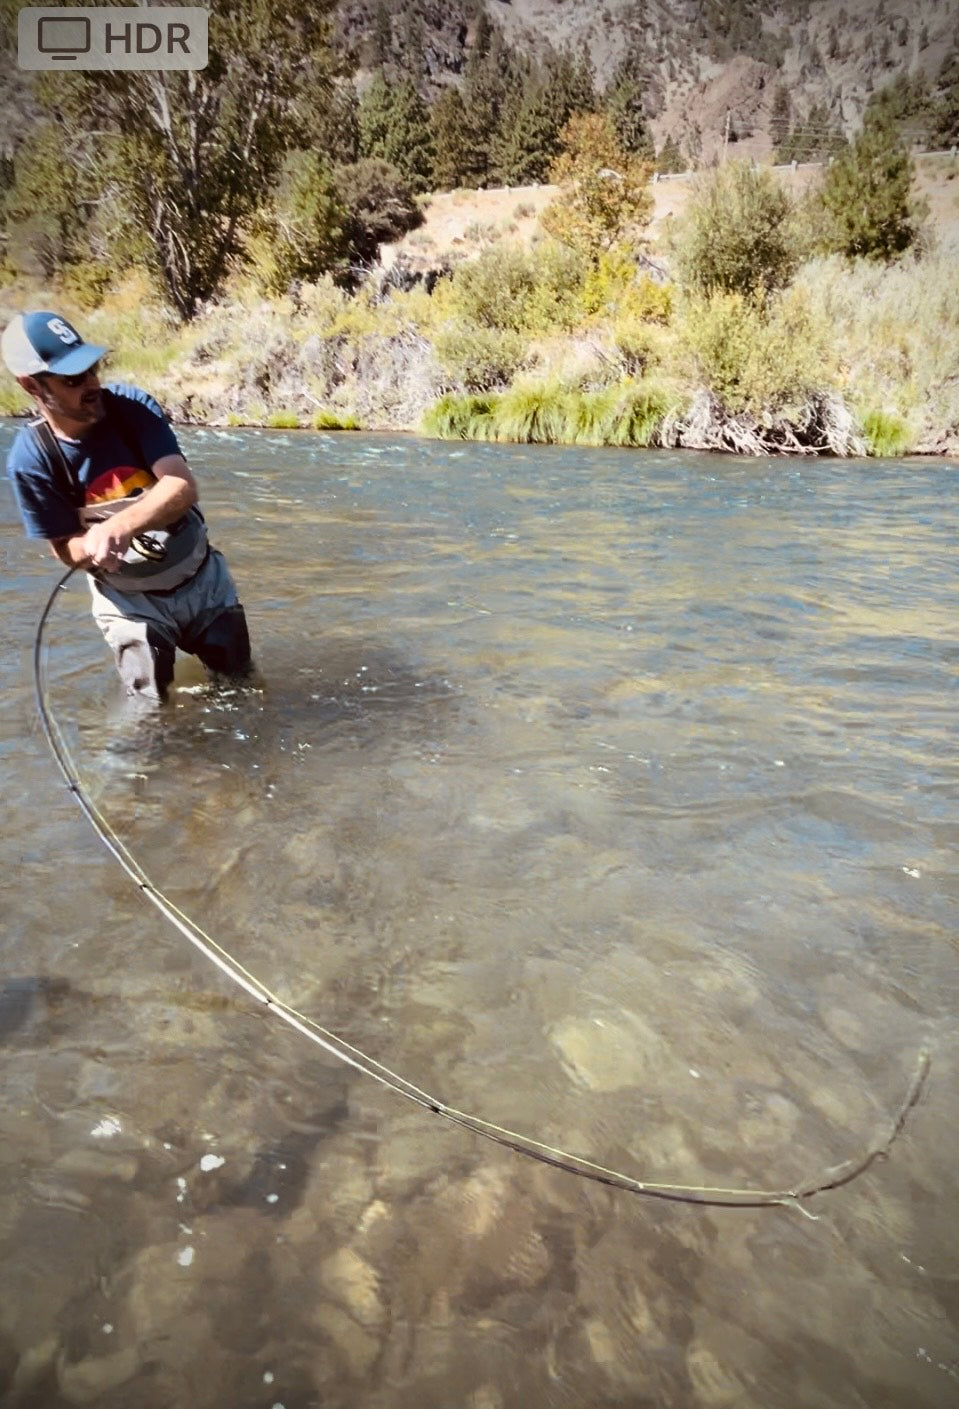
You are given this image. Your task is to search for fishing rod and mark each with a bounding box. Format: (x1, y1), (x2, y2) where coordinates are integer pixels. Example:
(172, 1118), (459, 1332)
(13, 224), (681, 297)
(34, 568), (930, 1209)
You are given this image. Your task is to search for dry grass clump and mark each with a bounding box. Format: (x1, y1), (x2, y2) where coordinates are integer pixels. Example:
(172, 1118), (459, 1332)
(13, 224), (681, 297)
(793, 252), (959, 452)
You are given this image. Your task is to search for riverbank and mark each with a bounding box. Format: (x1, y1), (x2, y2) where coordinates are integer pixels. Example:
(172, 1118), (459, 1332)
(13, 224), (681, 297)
(2, 158), (958, 458)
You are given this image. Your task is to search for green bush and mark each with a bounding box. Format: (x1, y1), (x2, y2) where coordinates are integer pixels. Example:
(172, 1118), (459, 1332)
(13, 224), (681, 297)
(814, 113), (928, 262)
(421, 392), (499, 440)
(675, 160), (803, 303)
(860, 408), (911, 456)
(433, 321), (528, 391)
(266, 410), (301, 429)
(310, 408), (359, 430)
(421, 379), (675, 448)
(441, 245), (539, 331)
(681, 285), (836, 415)
(495, 380), (571, 443)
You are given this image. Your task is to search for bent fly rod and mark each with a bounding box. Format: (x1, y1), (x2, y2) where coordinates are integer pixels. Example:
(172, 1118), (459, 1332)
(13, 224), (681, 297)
(33, 568), (930, 1209)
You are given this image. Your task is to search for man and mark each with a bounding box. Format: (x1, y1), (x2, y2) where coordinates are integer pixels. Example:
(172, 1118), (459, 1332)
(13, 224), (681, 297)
(3, 310), (253, 700)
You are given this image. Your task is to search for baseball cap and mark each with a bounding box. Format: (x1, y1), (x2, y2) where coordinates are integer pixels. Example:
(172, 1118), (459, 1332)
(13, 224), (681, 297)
(1, 311), (108, 378)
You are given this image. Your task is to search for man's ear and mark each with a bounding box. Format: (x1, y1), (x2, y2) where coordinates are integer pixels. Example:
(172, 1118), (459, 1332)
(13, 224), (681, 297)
(18, 374), (44, 399)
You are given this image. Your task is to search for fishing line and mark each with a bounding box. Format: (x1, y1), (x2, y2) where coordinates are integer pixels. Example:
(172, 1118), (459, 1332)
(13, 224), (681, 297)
(34, 568), (930, 1208)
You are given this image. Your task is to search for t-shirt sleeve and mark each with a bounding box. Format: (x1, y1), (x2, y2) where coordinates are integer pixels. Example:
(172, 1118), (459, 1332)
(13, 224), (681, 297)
(106, 383), (183, 467)
(6, 428), (79, 540)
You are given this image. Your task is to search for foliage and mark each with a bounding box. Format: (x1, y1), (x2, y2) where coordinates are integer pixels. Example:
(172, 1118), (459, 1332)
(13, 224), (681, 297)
(655, 137), (686, 174)
(15, 0), (340, 319)
(792, 251), (959, 450)
(433, 321), (528, 391)
(332, 159), (423, 270)
(776, 102), (845, 164)
(311, 408), (360, 430)
(932, 40), (959, 147)
(581, 251), (673, 321)
(495, 380), (572, 443)
(493, 82), (561, 186)
(358, 73), (434, 193)
(421, 391), (498, 439)
(3, 121), (92, 278)
(251, 151), (349, 293)
(815, 112), (928, 261)
(680, 285), (835, 415)
(605, 50), (655, 159)
(430, 88), (473, 190)
(675, 161), (802, 302)
(421, 379), (675, 448)
(541, 113), (654, 262)
(437, 241), (586, 338)
(865, 74), (935, 146)
(860, 408), (911, 456)
(440, 244), (539, 331)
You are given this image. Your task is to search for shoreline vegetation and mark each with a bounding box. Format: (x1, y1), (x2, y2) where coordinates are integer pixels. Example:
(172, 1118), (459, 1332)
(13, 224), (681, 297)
(2, 153), (957, 458)
(3, 155), (958, 460)
(3, 3), (959, 459)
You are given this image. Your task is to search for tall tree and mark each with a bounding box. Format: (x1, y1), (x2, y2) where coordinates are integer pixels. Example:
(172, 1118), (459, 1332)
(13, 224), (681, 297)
(933, 41), (959, 146)
(358, 73), (434, 192)
(541, 112), (654, 259)
(493, 81), (558, 186)
(461, 17), (522, 186)
(605, 52), (654, 159)
(431, 87), (473, 190)
(816, 110), (927, 260)
(15, 0), (341, 318)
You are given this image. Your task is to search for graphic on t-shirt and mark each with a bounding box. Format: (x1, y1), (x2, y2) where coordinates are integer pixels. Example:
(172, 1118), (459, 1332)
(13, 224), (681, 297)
(85, 464), (154, 505)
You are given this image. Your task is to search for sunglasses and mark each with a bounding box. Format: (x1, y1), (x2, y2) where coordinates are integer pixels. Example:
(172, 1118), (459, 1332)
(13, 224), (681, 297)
(40, 362), (102, 389)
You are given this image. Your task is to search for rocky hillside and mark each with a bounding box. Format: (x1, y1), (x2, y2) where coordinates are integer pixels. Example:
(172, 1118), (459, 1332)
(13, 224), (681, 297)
(337, 0), (958, 162)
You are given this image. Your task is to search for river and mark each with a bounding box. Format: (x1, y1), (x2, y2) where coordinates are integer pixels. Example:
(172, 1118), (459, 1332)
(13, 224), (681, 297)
(1, 424), (957, 1408)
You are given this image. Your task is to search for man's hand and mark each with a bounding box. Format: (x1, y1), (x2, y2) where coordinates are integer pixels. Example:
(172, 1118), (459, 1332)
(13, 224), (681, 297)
(82, 518), (132, 570)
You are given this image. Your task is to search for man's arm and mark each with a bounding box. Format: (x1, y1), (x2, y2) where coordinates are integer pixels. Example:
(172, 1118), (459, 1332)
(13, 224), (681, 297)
(50, 455), (199, 570)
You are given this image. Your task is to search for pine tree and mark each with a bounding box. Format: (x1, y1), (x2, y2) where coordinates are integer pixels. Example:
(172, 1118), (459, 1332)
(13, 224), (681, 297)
(777, 103), (845, 163)
(605, 54), (654, 159)
(255, 150), (349, 291)
(655, 136), (686, 174)
(816, 110), (927, 260)
(431, 87), (472, 190)
(493, 82), (558, 186)
(462, 22), (523, 186)
(933, 42), (959, 146)
(358, 73), (434, 193)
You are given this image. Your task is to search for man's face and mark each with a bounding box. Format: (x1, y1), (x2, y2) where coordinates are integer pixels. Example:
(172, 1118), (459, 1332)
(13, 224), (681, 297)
(25, 364), (104, 429)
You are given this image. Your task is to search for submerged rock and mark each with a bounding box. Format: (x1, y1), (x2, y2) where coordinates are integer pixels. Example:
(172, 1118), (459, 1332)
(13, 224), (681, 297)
(550, 1010), (669, 1092)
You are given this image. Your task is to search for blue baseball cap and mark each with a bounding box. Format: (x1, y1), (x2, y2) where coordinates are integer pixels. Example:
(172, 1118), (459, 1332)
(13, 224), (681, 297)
(1, 310), (108, 378)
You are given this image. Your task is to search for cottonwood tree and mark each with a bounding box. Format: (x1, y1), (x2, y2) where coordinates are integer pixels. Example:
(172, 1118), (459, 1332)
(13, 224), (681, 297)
(16, 0), (340, 318)
(541, 112), (654, 260)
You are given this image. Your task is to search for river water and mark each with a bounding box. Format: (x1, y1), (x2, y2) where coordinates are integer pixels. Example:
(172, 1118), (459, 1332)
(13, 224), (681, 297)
(0, 424), (956, 1409)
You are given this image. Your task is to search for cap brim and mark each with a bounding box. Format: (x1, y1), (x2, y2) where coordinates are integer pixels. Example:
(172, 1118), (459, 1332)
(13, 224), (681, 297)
(47, 343), (108, 375)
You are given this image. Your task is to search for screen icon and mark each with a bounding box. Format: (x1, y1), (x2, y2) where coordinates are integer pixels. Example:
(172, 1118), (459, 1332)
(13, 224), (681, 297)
(37, 16), (92, 61)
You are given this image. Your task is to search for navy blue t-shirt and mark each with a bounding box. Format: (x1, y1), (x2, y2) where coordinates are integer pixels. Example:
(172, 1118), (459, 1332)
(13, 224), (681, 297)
(6, 383), (181, 540)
